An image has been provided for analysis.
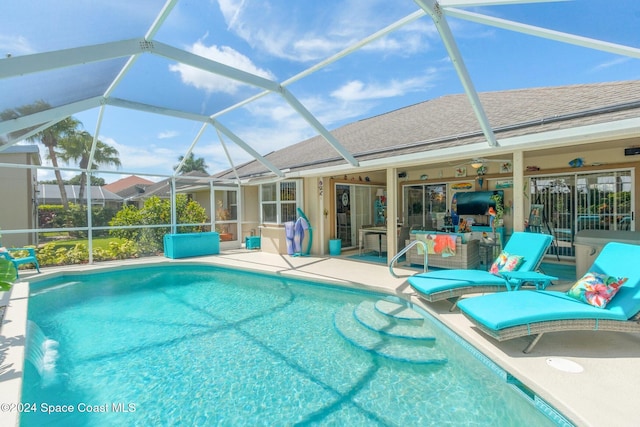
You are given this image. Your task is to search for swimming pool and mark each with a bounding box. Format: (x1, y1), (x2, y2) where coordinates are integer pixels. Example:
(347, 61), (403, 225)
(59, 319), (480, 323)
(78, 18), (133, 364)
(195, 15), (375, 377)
(21, 264), (567, 426)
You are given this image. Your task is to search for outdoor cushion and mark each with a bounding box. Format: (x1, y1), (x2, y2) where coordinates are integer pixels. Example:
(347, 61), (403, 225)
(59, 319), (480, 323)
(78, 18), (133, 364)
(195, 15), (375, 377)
(458, 290), (629, 330)
(489, 251), (524, 276)
(458, 242), (640, 331)
(566, 272), (628, 308)
(586, 243), (640, 318)
(409, 270), (506, 295)
(408, 232), (553, 298)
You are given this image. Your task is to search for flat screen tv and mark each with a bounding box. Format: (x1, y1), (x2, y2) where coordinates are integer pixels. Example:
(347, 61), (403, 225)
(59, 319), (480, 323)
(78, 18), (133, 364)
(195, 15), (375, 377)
(453, 190), (503, 215)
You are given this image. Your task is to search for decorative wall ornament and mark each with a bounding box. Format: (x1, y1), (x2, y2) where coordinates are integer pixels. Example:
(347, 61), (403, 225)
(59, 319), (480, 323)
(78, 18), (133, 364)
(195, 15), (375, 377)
(496, 180), (513, 189)
(454, 167), (467, 177)
(500, 162), (513, 173)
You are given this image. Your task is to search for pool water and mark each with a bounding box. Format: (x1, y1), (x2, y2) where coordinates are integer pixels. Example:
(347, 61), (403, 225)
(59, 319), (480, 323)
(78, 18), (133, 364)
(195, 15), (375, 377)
(21, 265), (562, 426)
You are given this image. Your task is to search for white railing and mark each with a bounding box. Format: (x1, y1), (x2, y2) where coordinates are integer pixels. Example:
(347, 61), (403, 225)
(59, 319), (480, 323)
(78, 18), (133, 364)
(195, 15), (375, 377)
(389, 239), (428, 278)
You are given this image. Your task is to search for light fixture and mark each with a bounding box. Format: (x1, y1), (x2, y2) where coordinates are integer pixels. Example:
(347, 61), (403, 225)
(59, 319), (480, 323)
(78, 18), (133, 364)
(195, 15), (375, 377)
(471, 161), (484, 169)
(375, 188), (385, 197)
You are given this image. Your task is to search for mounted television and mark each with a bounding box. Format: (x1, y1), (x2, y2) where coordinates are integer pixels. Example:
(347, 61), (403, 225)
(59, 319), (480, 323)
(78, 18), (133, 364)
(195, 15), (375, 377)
(453, 190), (503, 215)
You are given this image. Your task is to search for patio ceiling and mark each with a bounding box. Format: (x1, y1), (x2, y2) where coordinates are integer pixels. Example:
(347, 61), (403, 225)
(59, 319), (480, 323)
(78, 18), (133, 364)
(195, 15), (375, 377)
(1, 0), (639, 183)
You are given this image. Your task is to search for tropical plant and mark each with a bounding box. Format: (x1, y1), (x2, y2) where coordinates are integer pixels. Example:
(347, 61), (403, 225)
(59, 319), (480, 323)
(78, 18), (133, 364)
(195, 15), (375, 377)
(67, 174), (106, 186)
(490, 193), (504, 230)
(174, 152), (209, 174)
(109, 195), (207, 254)
(27, 116), (83, 209)
(57, 130), (121, 203)
(0, 258), (17, 291)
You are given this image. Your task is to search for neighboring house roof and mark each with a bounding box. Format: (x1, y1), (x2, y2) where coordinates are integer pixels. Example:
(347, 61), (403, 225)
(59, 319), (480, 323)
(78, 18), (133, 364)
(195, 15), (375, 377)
(104, 175), (154, 194)
(104, 175), (156, 201)
(0, 144), (42, 165)
(126, 171), (212, 201)
(38, 184), (123, 204)
(217, 80), (640, 180)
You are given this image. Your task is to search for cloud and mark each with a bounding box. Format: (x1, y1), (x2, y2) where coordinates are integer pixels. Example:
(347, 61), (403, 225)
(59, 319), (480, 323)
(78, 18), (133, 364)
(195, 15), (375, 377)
(330, 70), (438, 102)
(99, 137), (181, 177)
(157, 130), (179, 139)
(216, 0), (431, 63)
(169, 41), (276, 94)
(591, 57), (631, 72)
(0, 34), (34, 56)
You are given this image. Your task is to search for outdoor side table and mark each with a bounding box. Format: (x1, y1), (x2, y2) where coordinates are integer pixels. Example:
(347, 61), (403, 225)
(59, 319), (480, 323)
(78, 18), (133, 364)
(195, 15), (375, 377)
(479, 240), (501, 270)
(500, 271), (558, 291)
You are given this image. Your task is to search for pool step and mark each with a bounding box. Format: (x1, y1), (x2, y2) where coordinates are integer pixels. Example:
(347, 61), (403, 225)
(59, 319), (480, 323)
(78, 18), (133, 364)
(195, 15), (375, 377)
(333, 302), (447, 365)
(355, 301), (434, 340)
(374, 300), (424, 323)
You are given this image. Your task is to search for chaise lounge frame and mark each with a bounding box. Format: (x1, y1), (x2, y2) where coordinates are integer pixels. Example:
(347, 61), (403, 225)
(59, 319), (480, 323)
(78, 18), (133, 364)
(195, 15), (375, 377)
(467, 315), (640, 354)
(458, 242), (640, 353)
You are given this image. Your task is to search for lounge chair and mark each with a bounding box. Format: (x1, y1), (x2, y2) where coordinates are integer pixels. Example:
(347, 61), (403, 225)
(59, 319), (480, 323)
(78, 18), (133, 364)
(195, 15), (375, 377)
(457, 242), (640, 353)
(407, 232), (554, 309)
(0, 247), (40, 279)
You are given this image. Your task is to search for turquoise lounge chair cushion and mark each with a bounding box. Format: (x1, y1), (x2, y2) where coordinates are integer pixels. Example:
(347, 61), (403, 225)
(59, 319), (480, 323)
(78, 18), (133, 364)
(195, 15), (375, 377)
(407, 232), (553, 296)
(408, 270), (506, 295)
(458, 242), (640, 331)
(498, 232), (553, 272)
(588, 243), (640, 319)
(458, 290), (628, 330)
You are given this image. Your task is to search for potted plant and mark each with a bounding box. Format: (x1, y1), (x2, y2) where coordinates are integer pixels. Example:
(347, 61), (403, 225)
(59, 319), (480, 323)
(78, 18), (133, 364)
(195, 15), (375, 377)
(489, 193), (504, 236)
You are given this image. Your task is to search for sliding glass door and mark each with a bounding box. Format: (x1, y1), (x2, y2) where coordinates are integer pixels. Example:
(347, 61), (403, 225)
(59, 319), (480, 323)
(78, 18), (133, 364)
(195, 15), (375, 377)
(335, 183), (377, 249)
(529, 169), (634, 257)
(403, 184), (447, 230)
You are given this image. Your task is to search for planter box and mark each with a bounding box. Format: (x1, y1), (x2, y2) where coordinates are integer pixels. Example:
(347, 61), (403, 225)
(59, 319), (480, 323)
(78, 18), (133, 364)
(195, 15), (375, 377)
(163, 232), (220, 259)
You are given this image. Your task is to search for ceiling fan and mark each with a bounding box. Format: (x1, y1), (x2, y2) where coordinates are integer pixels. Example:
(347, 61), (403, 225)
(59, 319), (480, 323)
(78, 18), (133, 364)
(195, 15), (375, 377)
(453, 158), (512, 169)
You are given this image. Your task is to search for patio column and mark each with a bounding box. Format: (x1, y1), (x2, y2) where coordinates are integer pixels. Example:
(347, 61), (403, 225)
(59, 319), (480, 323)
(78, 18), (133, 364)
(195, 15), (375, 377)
(386, 167), (398, 260)
(512, 151), (525, 232)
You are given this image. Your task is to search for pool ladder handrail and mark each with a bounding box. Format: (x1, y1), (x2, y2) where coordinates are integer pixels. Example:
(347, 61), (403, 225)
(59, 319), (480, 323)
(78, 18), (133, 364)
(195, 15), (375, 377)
(389, 240), (428, 278)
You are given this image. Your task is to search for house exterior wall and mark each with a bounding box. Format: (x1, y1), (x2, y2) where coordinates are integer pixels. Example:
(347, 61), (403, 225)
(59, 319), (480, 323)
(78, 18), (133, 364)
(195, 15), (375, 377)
(296, 138), (639, 259)
(193, 191), (211, 223)
(241, 186), (260, 241)
(0, 153), (37, 247)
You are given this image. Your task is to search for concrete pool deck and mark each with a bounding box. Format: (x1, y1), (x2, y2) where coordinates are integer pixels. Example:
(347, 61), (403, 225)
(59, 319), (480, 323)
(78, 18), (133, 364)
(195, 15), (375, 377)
(2, 250), (639, 426)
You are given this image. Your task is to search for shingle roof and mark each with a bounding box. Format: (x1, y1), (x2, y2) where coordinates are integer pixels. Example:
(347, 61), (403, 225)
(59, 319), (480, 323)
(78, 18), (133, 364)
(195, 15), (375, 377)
(219, 80), (640, 179)
(127, 171), (211, 200)
(38, 184), (122, 204)
(103, 175), (154, 195)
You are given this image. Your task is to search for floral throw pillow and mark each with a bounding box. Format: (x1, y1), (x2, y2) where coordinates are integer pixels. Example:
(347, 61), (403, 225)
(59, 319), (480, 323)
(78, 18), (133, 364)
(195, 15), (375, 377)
(489, 251), (524, 276)
(566, 272), (628, 309)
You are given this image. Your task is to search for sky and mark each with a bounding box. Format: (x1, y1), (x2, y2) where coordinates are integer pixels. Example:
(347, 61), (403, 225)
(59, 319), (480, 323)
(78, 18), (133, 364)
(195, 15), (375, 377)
(1, 0), (639, 183)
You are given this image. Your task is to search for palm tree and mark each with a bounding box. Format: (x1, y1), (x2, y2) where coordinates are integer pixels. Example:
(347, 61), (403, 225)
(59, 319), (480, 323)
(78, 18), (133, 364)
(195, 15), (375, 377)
(57, 130), (121, 203)
(27, 116), (82, 209)
(174, 152), (209, 174)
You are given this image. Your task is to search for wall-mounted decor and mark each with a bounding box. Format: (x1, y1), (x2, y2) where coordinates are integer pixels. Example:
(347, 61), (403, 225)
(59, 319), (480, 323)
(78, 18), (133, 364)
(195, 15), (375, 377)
(451, 181), (474, 190)
(454, 166), (467, 177)
(495, 180), (513, 189)
(500, 162), (512, 173)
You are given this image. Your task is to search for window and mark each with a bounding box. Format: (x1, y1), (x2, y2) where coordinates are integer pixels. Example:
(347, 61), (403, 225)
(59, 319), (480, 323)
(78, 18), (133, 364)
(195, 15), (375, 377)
(260, 180), (302, 224)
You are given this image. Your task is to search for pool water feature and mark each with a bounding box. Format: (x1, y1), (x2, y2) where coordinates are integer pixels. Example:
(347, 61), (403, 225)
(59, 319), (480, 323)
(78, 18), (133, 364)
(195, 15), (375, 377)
(21, 265), (567, 426)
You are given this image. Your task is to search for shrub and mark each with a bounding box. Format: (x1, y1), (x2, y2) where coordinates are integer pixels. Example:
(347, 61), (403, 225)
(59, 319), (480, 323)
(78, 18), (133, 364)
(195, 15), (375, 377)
(33, 239), (141, 267)
(109, 195), (207, 254)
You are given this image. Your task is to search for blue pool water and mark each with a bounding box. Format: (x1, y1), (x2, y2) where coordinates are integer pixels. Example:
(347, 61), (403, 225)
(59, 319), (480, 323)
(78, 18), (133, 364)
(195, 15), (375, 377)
(21, 265), (564, 426)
